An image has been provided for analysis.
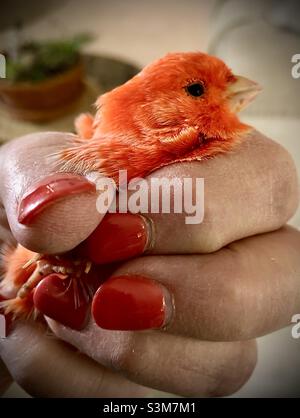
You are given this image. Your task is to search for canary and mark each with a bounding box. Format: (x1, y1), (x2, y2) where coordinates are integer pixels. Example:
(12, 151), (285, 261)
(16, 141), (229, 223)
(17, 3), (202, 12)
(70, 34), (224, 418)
(62, 51), (260, 182)
(0, 52), (261, 323)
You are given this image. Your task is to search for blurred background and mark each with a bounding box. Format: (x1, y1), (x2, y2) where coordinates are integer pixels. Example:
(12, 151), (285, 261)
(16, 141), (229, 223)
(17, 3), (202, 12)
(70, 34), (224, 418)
(0, 0), (300, 398)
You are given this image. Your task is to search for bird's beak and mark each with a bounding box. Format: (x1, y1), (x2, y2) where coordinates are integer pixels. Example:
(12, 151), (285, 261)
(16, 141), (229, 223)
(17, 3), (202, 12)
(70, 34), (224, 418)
(226, 75), (262, 113)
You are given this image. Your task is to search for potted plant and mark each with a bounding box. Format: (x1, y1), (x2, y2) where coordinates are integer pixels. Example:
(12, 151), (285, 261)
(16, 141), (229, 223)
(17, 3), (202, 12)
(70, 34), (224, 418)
(0, 34), (90, 122)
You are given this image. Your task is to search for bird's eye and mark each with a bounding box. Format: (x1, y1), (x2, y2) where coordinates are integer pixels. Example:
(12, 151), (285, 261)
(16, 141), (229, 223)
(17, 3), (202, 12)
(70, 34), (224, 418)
(185, 82), (205, 97)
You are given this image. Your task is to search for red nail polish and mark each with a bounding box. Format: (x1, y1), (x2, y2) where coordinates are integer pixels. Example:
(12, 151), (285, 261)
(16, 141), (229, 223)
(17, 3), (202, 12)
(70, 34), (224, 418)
(33, 274), (90, 330)
(80, 214), (149, 264)
(92, 275), (166, 330)
(18, 173), (95, 225)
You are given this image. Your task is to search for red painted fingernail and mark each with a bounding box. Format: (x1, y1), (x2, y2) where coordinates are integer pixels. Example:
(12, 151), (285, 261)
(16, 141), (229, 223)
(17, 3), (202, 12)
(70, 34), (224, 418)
(80, 214), (150, 264)
(92, 275), (168, 330)
(33, 274), (90, 330)
(18, 173), (95, 225)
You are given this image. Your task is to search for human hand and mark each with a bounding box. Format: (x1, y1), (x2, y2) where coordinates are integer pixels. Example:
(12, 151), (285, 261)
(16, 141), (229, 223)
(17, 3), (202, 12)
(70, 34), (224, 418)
(0, 130), (299, 397)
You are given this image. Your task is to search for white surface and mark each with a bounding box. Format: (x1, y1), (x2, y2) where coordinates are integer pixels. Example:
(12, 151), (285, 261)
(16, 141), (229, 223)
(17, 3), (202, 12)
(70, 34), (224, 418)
(0, 0), (214, 67)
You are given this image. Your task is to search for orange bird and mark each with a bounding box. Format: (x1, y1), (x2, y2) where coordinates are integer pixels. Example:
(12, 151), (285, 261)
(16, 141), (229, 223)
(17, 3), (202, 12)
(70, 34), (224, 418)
(0, 52), (261, 323)
(62, 51), (261, 183)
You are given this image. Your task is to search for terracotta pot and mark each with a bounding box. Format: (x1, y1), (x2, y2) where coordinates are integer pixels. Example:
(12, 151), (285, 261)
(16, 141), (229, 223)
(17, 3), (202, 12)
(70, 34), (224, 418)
(0, 61), (85, 122)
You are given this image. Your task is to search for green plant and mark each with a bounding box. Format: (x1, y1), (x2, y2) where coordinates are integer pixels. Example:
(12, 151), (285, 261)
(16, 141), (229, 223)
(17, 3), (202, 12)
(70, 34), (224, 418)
(3, 34), (91, 83)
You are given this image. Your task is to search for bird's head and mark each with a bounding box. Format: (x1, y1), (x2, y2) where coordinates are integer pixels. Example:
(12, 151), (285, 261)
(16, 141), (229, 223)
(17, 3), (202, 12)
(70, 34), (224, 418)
(67, 52), (263, 180)
(139, 52), (261, 140)
(99, 52), (261, 149)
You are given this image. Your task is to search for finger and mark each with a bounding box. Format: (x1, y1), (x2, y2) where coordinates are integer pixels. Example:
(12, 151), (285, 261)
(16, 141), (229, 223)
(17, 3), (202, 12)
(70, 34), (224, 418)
(0, 132), (103, 253)
(0, 358), (12, 395)
(80, 131), (299, 264)
(145, 132), (298, 253)
(47, 317), (257, 397)
(0, 321), (149, 398)
(0, 204), (15, 246)
(90, 226), (300, 341)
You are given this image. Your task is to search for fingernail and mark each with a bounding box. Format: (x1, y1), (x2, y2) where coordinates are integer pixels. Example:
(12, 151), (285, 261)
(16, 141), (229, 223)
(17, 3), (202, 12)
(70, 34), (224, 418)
(18, 173), (95, 225)
(33, 274), (90, 330)
(80, 214), (151, 264)
(92, 275), (171, 331)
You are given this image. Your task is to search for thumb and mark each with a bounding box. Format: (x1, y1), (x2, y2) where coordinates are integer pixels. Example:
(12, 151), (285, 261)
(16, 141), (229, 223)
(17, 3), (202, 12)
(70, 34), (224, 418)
(0, 132), (104, 254)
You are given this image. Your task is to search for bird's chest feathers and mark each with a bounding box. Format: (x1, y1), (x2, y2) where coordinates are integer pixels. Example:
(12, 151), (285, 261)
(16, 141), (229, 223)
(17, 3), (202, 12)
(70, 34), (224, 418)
(97, 122), (202, 181)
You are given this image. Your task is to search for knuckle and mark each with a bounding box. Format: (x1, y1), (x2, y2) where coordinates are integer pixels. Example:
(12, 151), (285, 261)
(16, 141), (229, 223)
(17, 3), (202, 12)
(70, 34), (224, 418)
(268, 143), (299, 223)
(197, 136), (299, 254)
(190, 202), (227, 253)
(109, 334), (138, 373)
(8, 346), (40, 395)
(174, 340), (257, 397)
(196, 222), (225, 253)
(208, 341), (257, 397)
(197, 248), (251, 340)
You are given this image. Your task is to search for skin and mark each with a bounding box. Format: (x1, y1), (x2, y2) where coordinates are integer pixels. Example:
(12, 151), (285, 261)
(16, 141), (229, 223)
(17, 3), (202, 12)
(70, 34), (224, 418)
(0, 130), (299, 397)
